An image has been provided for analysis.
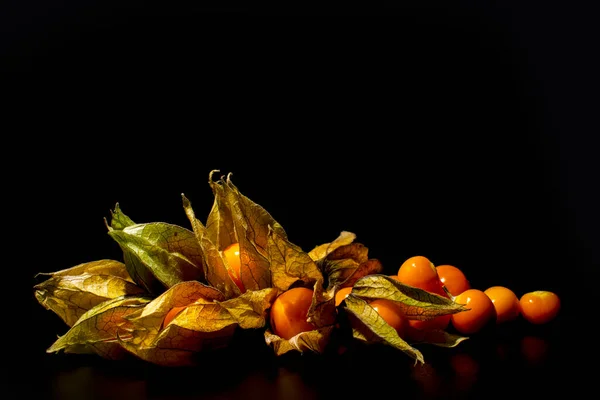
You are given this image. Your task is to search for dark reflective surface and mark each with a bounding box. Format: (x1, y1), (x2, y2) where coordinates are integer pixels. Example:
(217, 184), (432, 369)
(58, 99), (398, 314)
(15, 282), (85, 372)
(21, 312), (588, 400)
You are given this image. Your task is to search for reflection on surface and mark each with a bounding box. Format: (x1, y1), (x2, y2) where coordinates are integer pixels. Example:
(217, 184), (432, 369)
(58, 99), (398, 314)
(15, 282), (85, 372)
(29, 322), (566, 400)
(53, 365), (147, 400)
(450, 352), (479, 393)
(276, 368), (316, 400)
(520, 335), (549, 365)
(410, 362), (444, 398)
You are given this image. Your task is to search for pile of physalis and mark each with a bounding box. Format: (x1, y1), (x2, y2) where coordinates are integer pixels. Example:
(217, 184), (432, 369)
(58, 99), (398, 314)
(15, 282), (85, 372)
(34, 170), (468, 367)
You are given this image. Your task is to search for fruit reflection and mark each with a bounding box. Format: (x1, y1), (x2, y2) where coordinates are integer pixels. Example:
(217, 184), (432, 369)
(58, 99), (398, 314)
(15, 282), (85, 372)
(520, 335), (549, 365)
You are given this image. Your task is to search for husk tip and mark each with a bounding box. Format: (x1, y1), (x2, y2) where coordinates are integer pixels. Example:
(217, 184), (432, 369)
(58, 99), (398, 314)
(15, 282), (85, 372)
(209, 169), (221, 182)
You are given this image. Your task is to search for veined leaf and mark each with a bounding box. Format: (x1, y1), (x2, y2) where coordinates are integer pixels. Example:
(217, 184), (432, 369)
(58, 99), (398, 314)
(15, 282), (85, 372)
(206, 170), (237, 250)
(307, 279), (337, 328)
(128, 280), (226, 332)
(308, 231), (357, 262)
(123, 324), (237, 367)
(264, 326), (334, 356)
(324, 258), (383, 290)
(120, 281), (238, 366)
(351, 275), (468, 320)
(34, 260), (146, 326)
(343, 294), (424, 364)
(319, 241), (383, 289)
(38, 259), (134, 281)
(47, 296), (151, 359)
(107, 203), (135, 230)
(182, 195), (240, 299)
(108, 222), (206, 294)
(222, 177), (275, 291)
(219, 288), (278, 329)
(267, 227), (323, 292)
(225, 174), (287, 255)
(327, 242), (369, 264)
(407, 329), (469, 348)
(106, 205), (160, 293)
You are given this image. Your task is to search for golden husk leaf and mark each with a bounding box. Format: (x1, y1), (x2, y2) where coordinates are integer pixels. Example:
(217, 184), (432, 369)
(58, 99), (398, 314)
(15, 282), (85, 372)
(34, 260), (146, 327)
(350, 274), (468, 320)
(47, 296), (151, 359)
(267, 227), (324, 292)
(308, 231), (357, 262)
(182, 195), (241, 299)
(223, 177), (277, 291)
(119, 281), (277, 366)
(343, 294), (424, 365)
(107, 205), (205, 294)
(205, 170), (237, 250)
(264, 326), (335, 356)
(408, 329), (469, 348)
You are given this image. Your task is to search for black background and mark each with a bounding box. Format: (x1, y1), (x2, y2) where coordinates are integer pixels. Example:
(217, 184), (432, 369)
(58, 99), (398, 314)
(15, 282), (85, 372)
(4, 1), (599, 398)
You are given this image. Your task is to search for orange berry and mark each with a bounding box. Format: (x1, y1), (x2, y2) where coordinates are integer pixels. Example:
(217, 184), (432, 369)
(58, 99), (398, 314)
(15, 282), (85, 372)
(436, 265), (470, 296)
(396, 257), (453, 338)
(519, 291), (560, 324)
(397, 256), (446, 297)
(223, 242), (245, 293)
(269, 287), (315, 340)
(484, 286), (520, 324)
(451, 289), (496, 334)
(369, 299), (407, 338)
(335, 287), (353, 306)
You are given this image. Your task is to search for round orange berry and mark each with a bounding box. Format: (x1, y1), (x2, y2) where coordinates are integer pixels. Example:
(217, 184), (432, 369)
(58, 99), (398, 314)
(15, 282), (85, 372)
(269, 287), (315, 340)
(519, 291), (560, 324)
(335, 287), (352, 306)
(436, 265), (470, 297)
(369, 299), (407, 338)
(223, 242), (245, 293)
(484, 286), (520, 324)
(397, 256), (446, 297)
(451, 289), (496, 334)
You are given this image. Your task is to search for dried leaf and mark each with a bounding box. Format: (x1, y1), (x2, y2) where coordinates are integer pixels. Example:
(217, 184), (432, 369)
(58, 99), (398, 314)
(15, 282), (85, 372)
(35, 260), (146, 326)
(225, 175), (287, 255)
(182, 195), (240, 299)
(106, 205), (161, 293)
(344, 259), (383, 287)
(327, 242), (369, 264)
(128, 280), (226, 331)
(343, 294), (424, 364)
(408, 329), (469, 348)
(318, 241), (382, 289)
(206, 170), (237, 250)
(223, 178), (274, 291)
(120, 281), (236, 366)
(351, 275), (468, 320)
(219, 288), (278, 329)
(47, 296), (151, 359)
(124, 324), (237, 367)
(264, 326), (334, 356)
(324, 258), (383, 290)
(107, 205), (205, 294)
(267, 227), (324, 292)
(308, 231), (357, 262)
(307, 279), (337, 328)
(107, 203), (135, 230)
(39, 259), (134, 281)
